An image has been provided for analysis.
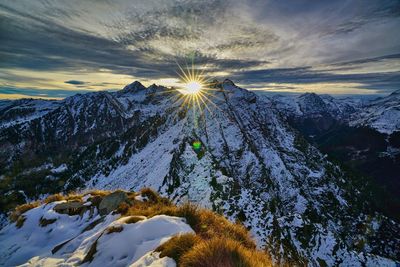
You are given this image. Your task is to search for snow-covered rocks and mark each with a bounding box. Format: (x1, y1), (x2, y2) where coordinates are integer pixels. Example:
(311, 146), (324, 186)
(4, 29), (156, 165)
(0, 193), (193, 267)
(349, 90), (400, 134)
(0, 189), (272, 267)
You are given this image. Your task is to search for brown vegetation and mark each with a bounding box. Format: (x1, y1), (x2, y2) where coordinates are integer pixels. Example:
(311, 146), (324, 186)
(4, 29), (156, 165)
(43, 194), (64, 204)
(180, 238), (271, 267)
(10, 201), (40, 223)
(156, 233), (201, 264)
(10, 188), (272, 266)
(106, 225), (123, 234)
(39, 217), (57, 227)
(124, 216), (145, 224)
(121, 188), (272, 266)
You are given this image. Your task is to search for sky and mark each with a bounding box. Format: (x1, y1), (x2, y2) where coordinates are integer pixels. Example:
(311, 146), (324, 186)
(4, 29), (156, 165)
(0, 0), (400, 99)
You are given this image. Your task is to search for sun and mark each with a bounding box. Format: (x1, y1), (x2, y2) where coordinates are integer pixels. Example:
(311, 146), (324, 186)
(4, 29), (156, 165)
(173, 59), (220, 116)
(184, 80), (203, 95)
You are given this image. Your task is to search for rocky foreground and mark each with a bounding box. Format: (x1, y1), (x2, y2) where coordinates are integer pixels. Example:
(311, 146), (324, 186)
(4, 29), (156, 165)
(0, 189), (271, 267)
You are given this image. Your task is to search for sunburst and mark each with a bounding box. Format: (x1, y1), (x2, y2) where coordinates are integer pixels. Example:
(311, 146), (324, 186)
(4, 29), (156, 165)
(174, 59), (221, 112)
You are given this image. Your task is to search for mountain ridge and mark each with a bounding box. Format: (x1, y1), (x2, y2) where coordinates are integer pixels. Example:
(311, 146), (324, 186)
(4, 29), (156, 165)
(0, 81), (399, 265)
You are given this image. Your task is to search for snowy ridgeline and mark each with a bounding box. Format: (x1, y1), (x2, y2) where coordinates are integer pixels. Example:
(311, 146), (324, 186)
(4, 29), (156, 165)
(269, 90), (400, 134)
(0, 197), (193, 267)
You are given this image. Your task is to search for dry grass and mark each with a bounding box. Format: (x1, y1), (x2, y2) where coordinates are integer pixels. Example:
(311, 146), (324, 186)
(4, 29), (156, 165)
(174, 203), (256, 249)
(15, 216), (26, 228)
(85, 190), (110, 198)
(44, 194), (65, 204)
(39, 217), (57, 227)
(124, 216), (145, 224)
(140, 187), (163, 202)
(106, 225), (123, 234)
(65, 193), (83, 202)
(180, 238), (272, 267)
(119, 194), (255, 249)
(10, 201), (40, 222)
(156, 233), (201, 264)
(10, 188), (272, 266)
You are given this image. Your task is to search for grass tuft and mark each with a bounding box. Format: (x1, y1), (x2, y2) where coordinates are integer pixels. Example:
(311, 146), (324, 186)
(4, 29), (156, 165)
(124, 216), (145, 224)
(156, 233), (201, 264)
(39, 217), (57, 227)
(85, 190), (110, 197)
(180, 237), (271, 267)
(106, 225), (123, 234)
(15, 215), (26, 228)
(44, 194), (65, 204)
(10, 201), (40, 222)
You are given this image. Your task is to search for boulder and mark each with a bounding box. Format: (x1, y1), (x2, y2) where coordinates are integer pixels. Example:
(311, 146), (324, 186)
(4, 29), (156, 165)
(54, 201), (85, 215)
(98, 191), (128, 215)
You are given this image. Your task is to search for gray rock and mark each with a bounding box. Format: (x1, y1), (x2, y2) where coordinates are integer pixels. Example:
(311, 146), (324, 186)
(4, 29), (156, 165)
(98, 191), (128, 215)
(54, 201), (84, 215)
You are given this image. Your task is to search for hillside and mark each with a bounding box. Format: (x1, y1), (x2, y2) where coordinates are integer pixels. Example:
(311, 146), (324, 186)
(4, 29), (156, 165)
(0, 189), (271, 266)
(269, 91), (400, 219)
(0, 80), (399, 265)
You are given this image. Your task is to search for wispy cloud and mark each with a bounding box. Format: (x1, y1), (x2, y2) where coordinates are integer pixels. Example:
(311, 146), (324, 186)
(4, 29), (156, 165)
(0, 0), (399, 98)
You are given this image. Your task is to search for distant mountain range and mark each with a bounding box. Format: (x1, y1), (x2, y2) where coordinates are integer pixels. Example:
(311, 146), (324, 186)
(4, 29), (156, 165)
(0, 80), (399, 265)
(269, 90), (400, 220)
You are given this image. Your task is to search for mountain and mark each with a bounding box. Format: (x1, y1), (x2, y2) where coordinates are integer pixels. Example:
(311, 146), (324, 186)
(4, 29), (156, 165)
(349, 90), (400, 135)
(0, 80), (399, 265)
(270, 93), (359, 136)
(269, 91), (400, 220)
(0, 189), (271, 266)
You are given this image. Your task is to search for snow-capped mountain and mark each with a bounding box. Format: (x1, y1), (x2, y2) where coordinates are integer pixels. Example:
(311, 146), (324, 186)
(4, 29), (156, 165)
(268, 91), (400, 222)
(349, 90), (400, 135)
(0, 81), (399, 265)
(271, 92), (358, 120)
(269, 90), (400, 136)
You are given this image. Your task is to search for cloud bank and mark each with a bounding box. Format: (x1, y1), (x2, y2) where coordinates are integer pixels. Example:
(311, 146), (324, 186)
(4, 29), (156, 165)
(0, 0), (399, 98)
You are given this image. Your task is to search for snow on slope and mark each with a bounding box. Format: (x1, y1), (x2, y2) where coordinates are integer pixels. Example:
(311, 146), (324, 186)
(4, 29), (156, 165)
(269, 92), (358, 119)
(0, 198), (193, 266)
(0, 99), (60, 128)
(270, 90), (400, 135)
(1, 80), (399, 266)
(349, 90), (400, 134)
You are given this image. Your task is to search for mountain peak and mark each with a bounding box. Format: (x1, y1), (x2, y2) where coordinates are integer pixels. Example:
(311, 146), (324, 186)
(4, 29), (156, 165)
(222, 79), (236, 86)
(121, 81), (146, 93)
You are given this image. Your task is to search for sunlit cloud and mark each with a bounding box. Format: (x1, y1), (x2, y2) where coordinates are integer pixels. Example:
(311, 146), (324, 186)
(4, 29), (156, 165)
(0, 0), (399, 98)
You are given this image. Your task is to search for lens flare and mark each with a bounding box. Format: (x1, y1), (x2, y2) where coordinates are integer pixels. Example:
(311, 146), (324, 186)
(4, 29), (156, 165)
(184, 81), (202, 95)
(172, 58), (224, 128)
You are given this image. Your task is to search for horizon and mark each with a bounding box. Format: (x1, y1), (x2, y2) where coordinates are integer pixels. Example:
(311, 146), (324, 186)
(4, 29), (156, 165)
(1, 0), (400, 99)
(0, 79), (394, 101)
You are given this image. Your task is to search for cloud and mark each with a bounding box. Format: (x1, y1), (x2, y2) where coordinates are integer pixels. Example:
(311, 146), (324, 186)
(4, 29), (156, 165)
(0, 0), (399, 98)
(64, 80), (85, 85)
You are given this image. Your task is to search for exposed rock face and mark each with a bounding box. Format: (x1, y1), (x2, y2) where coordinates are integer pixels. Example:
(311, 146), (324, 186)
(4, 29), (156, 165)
(98, 191), (128, 215)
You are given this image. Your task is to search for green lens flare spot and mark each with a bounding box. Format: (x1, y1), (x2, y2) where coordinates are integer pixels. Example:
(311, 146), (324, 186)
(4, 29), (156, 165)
(193, 141), (201, 151)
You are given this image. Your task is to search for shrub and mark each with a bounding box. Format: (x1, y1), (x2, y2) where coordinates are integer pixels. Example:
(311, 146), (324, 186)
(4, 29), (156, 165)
(180, 238), (271, 267)
(156, 233), (201, 264)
